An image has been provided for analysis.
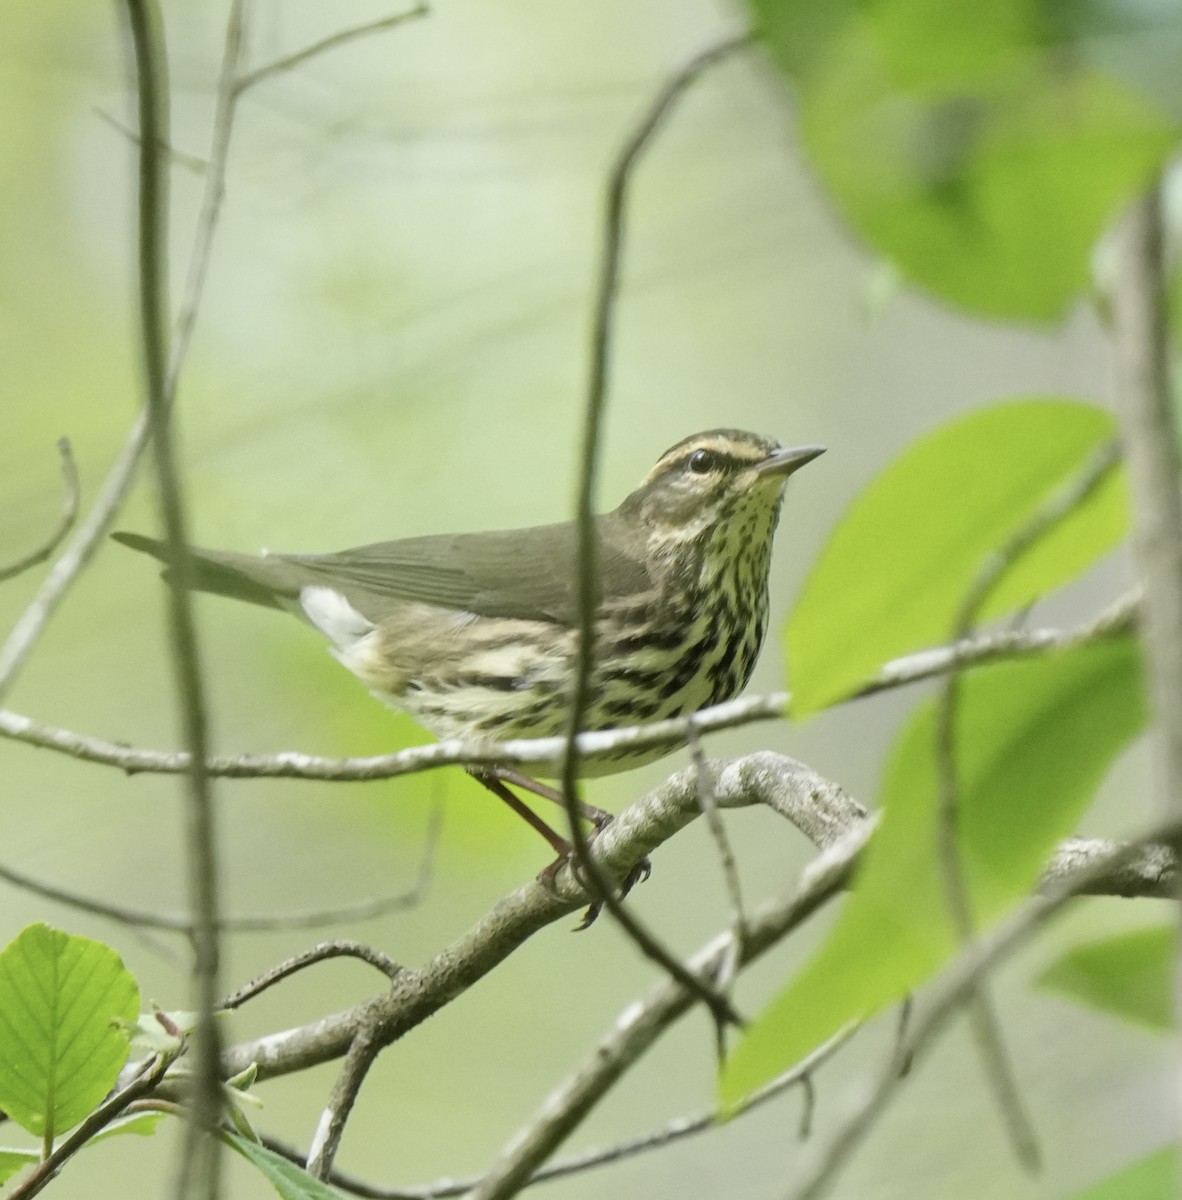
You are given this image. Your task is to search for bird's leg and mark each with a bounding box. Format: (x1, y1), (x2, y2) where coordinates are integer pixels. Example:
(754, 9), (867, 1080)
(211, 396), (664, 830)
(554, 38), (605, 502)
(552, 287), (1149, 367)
(467, 768), (572, 857)
(481, 764), (613, 830)
(466, 767), (650, 927)
(486, 768), (652, 900)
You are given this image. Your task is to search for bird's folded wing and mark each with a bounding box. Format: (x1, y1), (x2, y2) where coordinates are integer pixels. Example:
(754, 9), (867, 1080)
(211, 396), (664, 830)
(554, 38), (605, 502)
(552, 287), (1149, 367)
(281, 519), (653, 626)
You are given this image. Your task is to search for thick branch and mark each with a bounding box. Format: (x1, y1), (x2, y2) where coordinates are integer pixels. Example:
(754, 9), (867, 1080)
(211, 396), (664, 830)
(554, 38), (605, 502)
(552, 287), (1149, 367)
(214, 754), (863, 1083)
(205, 751), (1168, 1092)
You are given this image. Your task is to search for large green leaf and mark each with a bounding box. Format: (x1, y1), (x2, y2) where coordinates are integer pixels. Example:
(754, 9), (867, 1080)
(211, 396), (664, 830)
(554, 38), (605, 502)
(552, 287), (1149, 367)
(722, 636), (1145, 1105)
(224, 1134), (345, 1200)
(1067, 1148), (1177, 1200)
(1038, 924), (1174, 1031)
(787, 399), (1128, 714)
(0, 924), (139, 1140)
(749, 0), (1179, 319)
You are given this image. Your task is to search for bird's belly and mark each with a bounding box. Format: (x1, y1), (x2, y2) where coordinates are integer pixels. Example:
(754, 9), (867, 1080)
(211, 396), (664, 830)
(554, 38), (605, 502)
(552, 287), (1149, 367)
(361, 603), (763, 779)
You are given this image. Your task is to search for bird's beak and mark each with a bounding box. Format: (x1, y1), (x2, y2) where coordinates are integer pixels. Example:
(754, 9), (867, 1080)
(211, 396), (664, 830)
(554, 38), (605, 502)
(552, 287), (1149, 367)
(756, 444), (826, 479)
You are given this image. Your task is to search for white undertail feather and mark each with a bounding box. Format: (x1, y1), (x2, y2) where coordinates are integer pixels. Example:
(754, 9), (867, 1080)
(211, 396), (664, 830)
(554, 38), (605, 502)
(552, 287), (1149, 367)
(300, 586), (373, 647)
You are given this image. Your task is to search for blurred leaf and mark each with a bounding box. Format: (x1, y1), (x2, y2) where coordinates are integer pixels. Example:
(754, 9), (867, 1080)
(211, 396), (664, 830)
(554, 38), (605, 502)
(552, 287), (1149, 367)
(0, 1148), (38, 1183)
(1067, 1147), (1177, 1199)
(0, 924), (139, 1139)
(224, 1133), (344, 1199)
(1038, 924), (1174, 1030)
(124, 1007), (198, 1056)
(723, 636), (1145, 1106)
(750, 0), (1179, 318)
(87, 1111), (168, 1144)
(787, 399), (1127, 714)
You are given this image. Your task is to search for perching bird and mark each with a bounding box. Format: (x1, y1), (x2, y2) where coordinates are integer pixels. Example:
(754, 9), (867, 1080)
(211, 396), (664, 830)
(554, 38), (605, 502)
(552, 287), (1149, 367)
(115, 428), (823, 859)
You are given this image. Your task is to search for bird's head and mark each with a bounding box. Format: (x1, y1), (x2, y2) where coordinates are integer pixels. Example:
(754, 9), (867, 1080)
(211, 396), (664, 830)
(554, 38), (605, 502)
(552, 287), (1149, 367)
(618, 429), (824, 547)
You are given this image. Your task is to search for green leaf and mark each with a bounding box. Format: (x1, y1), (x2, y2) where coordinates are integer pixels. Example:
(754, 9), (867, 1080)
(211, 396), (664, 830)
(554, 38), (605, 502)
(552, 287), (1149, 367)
(1038, 924), (1174, 1031)
(0, 1147), (39, 1184)
(0, 924), (140, 1140)
(87, 1111), (168, 1144)
(723, 636), (1145, 1106)
(0, 1114), (166, 1188)
(1067, 1148), (1177, 1200)
(787, 399), (1128, 714)
(750, 0), (1179, 319)
(223, 1133), (344, 1200)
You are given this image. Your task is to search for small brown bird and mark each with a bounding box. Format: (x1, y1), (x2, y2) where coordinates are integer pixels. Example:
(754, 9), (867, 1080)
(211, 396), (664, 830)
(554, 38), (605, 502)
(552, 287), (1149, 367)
(115, 429), (823, 858)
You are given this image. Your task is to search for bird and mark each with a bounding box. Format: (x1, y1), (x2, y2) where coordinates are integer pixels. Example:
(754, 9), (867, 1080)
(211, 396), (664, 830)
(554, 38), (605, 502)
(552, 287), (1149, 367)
(114, 428), (823, 869)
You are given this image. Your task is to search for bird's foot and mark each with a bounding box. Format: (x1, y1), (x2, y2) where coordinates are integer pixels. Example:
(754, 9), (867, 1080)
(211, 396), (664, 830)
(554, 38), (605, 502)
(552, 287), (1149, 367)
(533, 814), (652, 930)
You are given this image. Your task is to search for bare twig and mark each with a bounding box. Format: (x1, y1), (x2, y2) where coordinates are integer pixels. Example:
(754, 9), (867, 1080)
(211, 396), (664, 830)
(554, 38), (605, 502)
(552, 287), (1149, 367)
(0, 440), (80, 584)
(233, 5), (429, 96)
(931, 438), (1120, 1173)
(1110, 185), (1182, 1080)
(121, 4), (223, 1196)
(260, 1027), (856, 1199)
(167, 0), (245, 404)
(0, 594), (1138, 784)
(0, 796), (441, 934)
(0, 0), (245, 704)
(560, 32), (753, 1032)
(91, 107), (209, 173)
(222, 941), (402, 1011)
(687, 726), (746, 1060)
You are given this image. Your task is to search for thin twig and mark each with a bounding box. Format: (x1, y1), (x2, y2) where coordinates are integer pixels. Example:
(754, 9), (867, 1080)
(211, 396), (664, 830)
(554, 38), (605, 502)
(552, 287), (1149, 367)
(687, 725), (746, 1061)
(221, 941), (402, 1011)
(0, 796), (441, 934)
(1109, 185), (1182, 1079)
(260, 1027), (856, 1199)
(166, 0), (245, 400)
(0, 440), (80, 584)
(122, 4), (223, 1197)
(931, 439), (1120, 1173)
(91, 107), (209, 173)
(233, 4), (429, 96)
(0, 594), (1138, 783)
(560, 31), (781, 1033)
(0, 0), (245, 704)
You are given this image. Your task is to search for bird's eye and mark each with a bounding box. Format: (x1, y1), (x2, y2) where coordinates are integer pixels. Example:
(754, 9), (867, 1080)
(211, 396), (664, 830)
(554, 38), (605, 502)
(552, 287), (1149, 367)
(687, 449), (717, 475)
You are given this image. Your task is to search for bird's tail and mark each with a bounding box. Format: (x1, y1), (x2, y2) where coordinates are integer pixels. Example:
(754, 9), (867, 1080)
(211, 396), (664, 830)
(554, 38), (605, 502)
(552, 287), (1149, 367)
(112, 532), (289, 611)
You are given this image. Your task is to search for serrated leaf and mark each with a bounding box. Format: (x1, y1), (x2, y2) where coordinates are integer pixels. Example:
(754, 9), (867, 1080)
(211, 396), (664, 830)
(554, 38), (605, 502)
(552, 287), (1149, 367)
(223, 1133), (344, 1200)
(1067, 1148), (1177, 1199)
(723, 636), (1145, 1106)
(787, 399), (1127, 714)
(0, 924), (140, 1139)
(0, 1147), (38, 1184)
(1038, 925), (1174, 1031)
(750, 0), (1179, 319)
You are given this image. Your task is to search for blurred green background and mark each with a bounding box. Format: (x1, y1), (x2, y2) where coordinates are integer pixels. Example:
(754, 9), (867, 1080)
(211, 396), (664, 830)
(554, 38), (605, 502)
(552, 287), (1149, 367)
(0, 3), (1166, 1197)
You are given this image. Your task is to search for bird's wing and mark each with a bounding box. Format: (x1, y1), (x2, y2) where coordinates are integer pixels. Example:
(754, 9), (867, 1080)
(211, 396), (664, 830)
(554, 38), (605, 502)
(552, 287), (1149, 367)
(280, 517), (653, 625)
